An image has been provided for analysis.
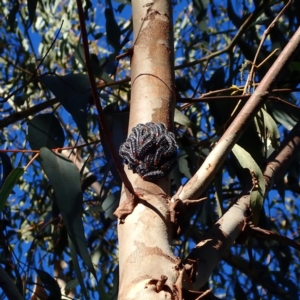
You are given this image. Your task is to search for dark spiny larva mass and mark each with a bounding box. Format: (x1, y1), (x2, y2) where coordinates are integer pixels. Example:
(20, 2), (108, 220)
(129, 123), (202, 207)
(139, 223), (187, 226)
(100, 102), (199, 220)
(119, 122), (178, 181)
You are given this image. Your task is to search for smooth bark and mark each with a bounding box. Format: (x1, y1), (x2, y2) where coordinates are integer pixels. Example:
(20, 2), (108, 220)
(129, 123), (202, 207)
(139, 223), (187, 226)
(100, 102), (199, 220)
(117, 0), (177, 298)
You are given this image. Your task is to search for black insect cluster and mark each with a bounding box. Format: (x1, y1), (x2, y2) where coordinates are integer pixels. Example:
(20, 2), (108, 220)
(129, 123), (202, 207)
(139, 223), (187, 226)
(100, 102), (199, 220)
(119, 122), (178, 181)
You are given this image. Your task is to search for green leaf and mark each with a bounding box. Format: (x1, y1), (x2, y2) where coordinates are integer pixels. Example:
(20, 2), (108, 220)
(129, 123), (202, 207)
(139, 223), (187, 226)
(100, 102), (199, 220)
(40, 74), (91, 141)
(174, 108), (197, 129)
(39, 147), (95, 276)
(28, 113), (65, 150)
(100, 104), (129, 185)
(192, 0), (209, 24)
(0, 168), (24, 212)
(254, 108), (280, 152)
(234, 279), (247, 299)
(92, 55), (115, 83)
(74, 41), (86, 67)
(107, 265), (119, 300)
(178, 154), (192, 179)
(175, 77), (193, 93)
(7, 0), (19, 32)
(102, 193), (119, 220)
(0, 265), (23, 300)
(232, 144), (266, 225)
(267, 100), (300, 130)
(0, 152), (13, 189)
(69, 237), (89, 300)
(14, 94), (27, 107)
(227, 0), (243, 28)
(74, 43), (113, 82)
(34, 268), (61, 299)
(27, 0), (38, 28)
(105, 2), (121, 53)
(169, 165), (183, 189)
(64, 277), (80, 291)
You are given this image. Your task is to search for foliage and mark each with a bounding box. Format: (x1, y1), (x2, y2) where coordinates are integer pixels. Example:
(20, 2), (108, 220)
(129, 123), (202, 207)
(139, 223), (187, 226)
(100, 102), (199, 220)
(0, 0), (300, 298)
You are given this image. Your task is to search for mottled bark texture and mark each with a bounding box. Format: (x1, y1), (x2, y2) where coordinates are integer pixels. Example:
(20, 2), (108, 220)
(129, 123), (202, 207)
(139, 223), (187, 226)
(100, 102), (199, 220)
(117, 0), (178, 299)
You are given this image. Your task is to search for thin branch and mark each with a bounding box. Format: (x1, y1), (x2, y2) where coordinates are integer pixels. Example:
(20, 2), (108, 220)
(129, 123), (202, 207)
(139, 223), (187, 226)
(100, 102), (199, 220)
(247, 0), (292, 90)
(249, 225), (300, 252)
(180, 25), (300, 290)
(0, 265), (23, 300)
(1, 22), (64, 104)
(174, 13), (254, 70)
(222, 252), (290, 297)
(76, 0), (134, 195)
(186, 116), (300, 290)
(178, 25), (300, 201)
(0, 77), (130, 130)
(96, 77), (130, 88)
(264, 119), (300, 192)
(0, 98), (59, 129)
(180, 94), (300, 111)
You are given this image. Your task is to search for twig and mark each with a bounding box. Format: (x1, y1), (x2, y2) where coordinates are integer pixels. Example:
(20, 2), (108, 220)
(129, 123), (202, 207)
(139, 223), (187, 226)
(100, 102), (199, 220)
(246, 0), (292, 90)
(0, 265), (23, 300)
(181, 24), (300, 289)
(0, 77), (130, 130)
(1, 21), (64, 104)
(178, 25), (300, 201)
(180, 94), (300, 111)
(174, 13), (254, 70)
(76, 0), (135, 195)
(264, 119), (300, 192)
(249, 225), (300, 252)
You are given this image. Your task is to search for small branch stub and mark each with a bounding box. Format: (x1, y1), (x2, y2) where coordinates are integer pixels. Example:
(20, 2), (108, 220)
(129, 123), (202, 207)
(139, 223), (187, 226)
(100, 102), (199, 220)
(119, 122), (178, 181)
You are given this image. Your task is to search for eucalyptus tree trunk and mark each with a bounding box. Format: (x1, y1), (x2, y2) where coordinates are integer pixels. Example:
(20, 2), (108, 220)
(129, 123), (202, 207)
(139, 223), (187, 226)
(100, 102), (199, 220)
(117, 0), (178, 298)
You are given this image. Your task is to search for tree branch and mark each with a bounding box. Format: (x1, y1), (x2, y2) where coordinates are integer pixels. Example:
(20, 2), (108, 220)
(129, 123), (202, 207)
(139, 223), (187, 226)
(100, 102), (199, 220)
(76, 0), (134, 195)
(181, 25), (300, 290)
(174, 6), (263, 70)
(0, 265), (23, 300)
(264, 119), (300, 192)
(178, 26), (300, 201)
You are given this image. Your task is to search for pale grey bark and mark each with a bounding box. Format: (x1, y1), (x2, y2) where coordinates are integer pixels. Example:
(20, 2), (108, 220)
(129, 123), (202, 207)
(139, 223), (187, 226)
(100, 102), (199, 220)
(117, 0), (177, 298)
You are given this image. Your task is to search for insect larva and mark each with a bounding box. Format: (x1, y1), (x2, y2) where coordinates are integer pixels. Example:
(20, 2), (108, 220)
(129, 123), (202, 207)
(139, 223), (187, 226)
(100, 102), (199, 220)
(119, 122), (178, 180)
(142, 169), (165, 181)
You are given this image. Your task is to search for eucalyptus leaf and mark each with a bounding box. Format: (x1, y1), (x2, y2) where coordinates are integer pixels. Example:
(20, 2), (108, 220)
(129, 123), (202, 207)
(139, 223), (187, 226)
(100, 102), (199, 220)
(105, 0), (121, 53)
(100, 104), (129, 185)
(27, 0), (38, 28)
(254, 108), (280, 151)
(0, 168), (24, 212)
(34, 268), (61, 299)
(7, 0), (19, 32)
(178, 154), (192, 179)
(0, 152), (13, 189)
(232, 144), (266, 225)
(174, 108), (197, 129)
(39, 147), (95, 277)
(28, 113), (65, 150)
(267, 100), (300, 130)
(192, 0), (209, 24)
(102, 193), (119, 220)
(69, 237), (90, 300)
(40, 74), (91, 141)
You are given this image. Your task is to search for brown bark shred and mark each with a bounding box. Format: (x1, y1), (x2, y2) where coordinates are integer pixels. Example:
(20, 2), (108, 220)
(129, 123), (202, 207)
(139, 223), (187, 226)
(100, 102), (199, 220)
(113, 187), (139, 222)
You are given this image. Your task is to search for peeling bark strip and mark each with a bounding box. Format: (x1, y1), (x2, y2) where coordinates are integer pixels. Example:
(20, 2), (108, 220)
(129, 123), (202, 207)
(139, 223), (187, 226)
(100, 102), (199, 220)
(114, 187), (138, 221)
